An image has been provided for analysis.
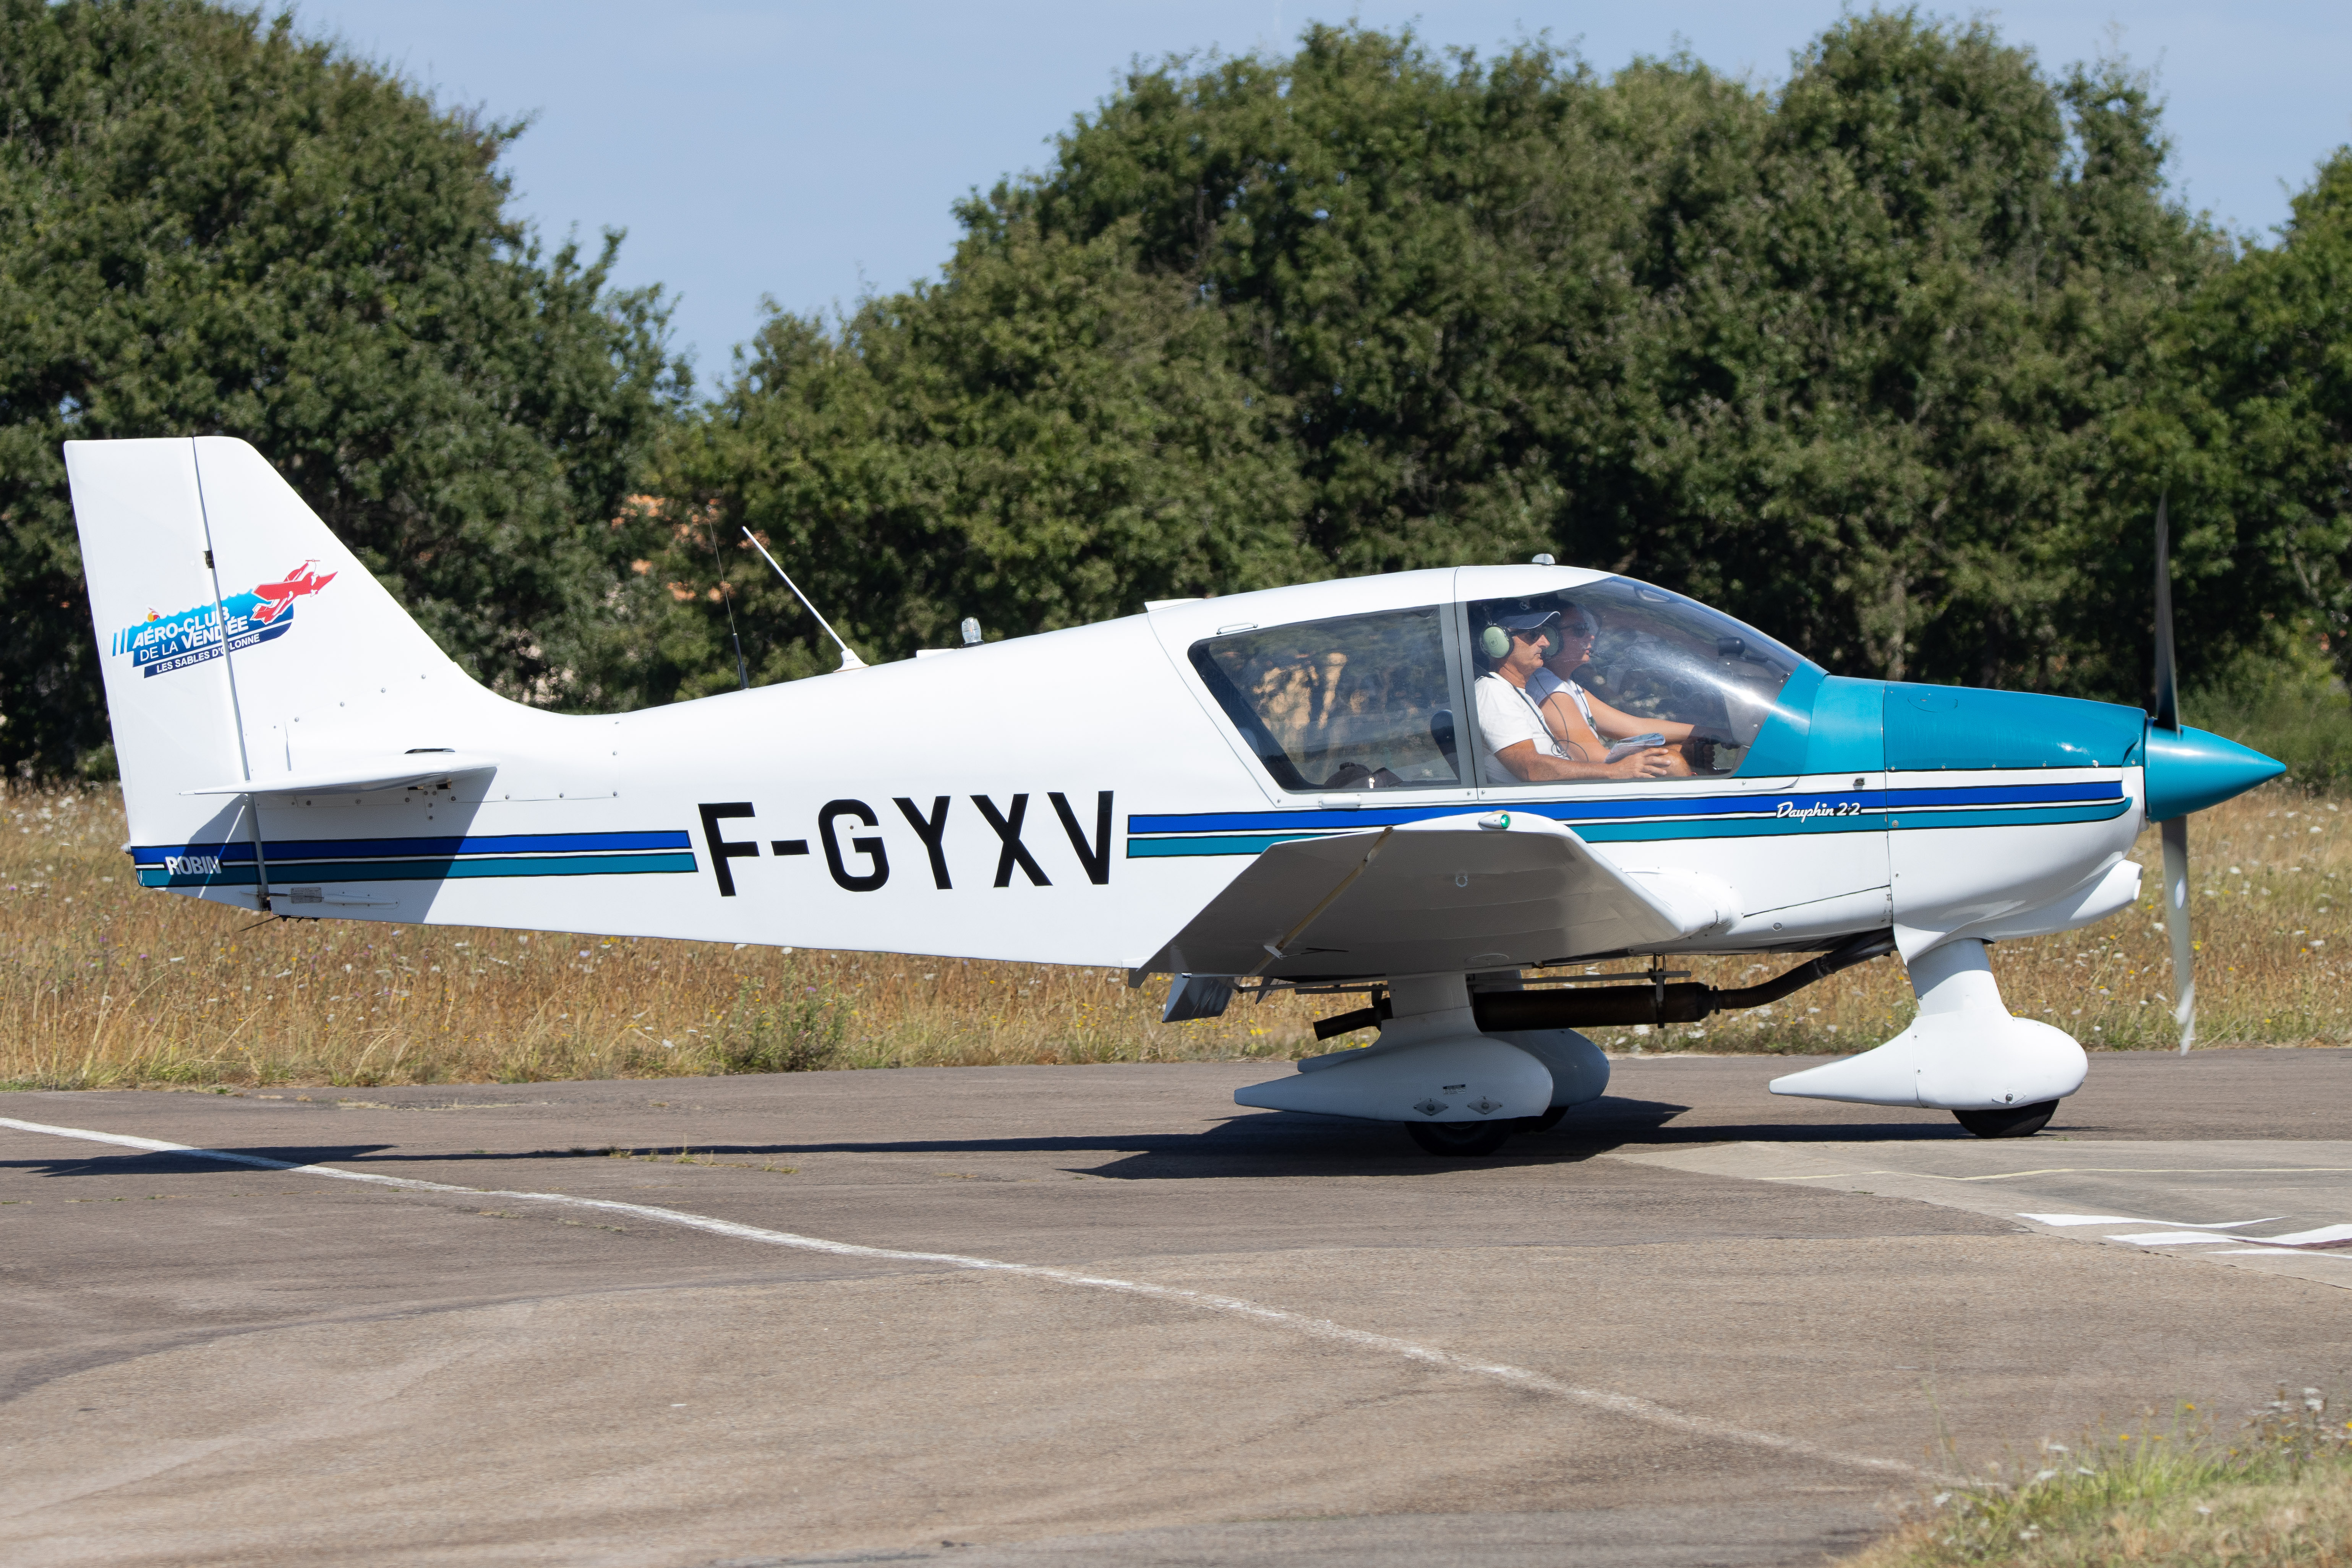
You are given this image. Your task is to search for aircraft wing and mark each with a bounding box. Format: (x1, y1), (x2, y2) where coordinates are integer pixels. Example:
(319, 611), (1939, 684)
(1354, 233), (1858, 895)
(1144, 811), (1734, 979)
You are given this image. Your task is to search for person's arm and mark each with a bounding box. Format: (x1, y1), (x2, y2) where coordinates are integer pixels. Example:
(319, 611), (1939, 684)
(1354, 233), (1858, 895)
(1530, 684), (1680, 778)
(1479, 674), (1675, 782)
(1538, 689), (1598, 751)
(1493, 739), (1678, 782)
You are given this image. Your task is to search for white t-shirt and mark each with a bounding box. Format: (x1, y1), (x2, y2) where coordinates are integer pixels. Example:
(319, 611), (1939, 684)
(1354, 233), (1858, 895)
(1474, 673), (1568, 775)
(1526, 668), (1596, 731)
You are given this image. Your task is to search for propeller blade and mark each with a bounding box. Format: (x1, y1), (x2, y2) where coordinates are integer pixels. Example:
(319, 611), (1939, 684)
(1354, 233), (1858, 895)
(2150, 495), (2194, 1050)
(2161, 814), (2195, 1052)
(2152, 493), (2179, 732)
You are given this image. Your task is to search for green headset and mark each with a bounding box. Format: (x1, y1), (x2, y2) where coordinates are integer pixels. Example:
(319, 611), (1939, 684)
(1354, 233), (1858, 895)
(1479, 612), (1559, 663)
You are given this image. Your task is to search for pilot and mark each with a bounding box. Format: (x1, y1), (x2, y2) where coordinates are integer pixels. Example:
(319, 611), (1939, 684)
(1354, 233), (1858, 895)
(1475, 610), (1677, 782)
(1530, 603), (1695, 777)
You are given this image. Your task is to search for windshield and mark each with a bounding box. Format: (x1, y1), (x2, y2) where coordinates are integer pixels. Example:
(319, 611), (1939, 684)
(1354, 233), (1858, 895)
(1466, 578), (1807, 784)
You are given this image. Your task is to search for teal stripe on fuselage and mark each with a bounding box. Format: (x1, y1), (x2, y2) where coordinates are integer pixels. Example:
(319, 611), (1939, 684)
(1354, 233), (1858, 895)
(1124, 790), (2131, 856)
(1127, 813), (1884, 855)
(1575, 801), (2124, 840)
(1575, 799), (2128, 839)
(139, 865), (262, 887)
(1127, 832), (1334, 858)
(1885, 801), (2132, 831)
(138, 851), (699, 889)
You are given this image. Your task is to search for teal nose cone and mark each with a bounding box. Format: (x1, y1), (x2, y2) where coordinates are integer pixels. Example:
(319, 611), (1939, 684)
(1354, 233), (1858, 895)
(2143, 725), (2286, 821)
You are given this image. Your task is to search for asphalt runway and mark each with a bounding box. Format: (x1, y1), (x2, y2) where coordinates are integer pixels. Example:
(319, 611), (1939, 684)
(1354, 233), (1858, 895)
(4, 1047), (2349, 1568)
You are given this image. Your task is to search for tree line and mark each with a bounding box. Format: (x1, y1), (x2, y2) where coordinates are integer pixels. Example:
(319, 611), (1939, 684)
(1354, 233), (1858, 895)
(3, 0), (2347, 777)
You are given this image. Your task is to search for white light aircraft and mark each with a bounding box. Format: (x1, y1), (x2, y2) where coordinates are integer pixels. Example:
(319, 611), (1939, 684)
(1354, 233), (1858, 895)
(66, 438), (2283, 1153)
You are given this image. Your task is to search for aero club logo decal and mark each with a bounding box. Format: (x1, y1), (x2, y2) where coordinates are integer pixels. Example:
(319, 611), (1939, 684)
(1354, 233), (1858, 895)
(112, 562), (336, 679)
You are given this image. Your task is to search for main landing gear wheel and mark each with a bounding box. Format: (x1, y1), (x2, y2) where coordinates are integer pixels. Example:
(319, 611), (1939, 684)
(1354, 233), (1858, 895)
(1952, 1100), (2060, 1138)
(1407, 1120), (1517, 1157)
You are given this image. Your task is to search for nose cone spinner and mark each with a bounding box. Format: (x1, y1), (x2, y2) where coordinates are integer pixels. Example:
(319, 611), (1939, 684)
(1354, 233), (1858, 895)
(2143, 726), (2285, 822)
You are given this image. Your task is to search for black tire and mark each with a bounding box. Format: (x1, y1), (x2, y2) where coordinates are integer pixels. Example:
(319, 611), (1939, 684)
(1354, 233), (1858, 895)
(1952, 1100), (2059, 1139)
(1406, 1120), (1516, 1157)
(1531, 1104), (1571, 1132)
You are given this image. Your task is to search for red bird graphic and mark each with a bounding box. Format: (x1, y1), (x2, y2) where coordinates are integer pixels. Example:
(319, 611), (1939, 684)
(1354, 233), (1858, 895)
(250, 561), (337, 624)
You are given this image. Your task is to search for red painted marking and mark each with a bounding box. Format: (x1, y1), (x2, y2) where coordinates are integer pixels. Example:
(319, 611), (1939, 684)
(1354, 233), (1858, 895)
(250, 561), (337, 624)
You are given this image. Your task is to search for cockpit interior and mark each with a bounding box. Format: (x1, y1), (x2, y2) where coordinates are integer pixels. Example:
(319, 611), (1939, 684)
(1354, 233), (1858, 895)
(1187, 579), (1807, 792)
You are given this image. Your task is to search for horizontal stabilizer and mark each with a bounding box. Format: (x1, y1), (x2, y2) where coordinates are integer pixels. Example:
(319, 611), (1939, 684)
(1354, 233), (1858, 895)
(183, 754), (498, 797)
(1148, 811), (1728, 979)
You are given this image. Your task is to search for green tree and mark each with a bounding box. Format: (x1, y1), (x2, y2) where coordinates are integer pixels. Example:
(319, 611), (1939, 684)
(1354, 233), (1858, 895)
(1023, 29), (1661, 578)
(658, 27), (1692, 681)
(2128, 147), (2352, 692)
(653, 211), (1306, 693)
(0, 0), (684, 776)
(1616, 16), (2224, 691)
(665, 14), (2221, 699)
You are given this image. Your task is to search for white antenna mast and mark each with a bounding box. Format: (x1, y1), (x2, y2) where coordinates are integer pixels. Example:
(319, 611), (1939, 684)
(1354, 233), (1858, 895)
(741, 527), (866, 671)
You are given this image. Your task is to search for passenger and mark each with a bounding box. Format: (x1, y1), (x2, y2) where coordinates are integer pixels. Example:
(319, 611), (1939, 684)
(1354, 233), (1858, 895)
(1530, 603), (1695, 778)
(1475, 610), (1678, 783)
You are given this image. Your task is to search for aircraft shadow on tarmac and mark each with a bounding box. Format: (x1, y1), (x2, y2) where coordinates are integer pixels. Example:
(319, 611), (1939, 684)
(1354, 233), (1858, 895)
(2, 1147), (401, 1180)
(1073, 1098), (1974, 1179)
(3, 1095), (1977, 1185)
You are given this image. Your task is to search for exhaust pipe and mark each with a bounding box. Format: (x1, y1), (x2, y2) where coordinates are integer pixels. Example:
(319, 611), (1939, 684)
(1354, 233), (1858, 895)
(1310, 929), (1897, 1040)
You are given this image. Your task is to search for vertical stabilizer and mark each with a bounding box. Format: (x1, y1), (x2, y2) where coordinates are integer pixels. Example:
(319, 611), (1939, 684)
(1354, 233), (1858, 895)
(66, 437), (503, 863)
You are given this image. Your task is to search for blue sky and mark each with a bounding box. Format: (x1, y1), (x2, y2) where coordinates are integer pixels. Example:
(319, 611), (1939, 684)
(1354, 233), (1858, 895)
(286, 2), (2352, 388)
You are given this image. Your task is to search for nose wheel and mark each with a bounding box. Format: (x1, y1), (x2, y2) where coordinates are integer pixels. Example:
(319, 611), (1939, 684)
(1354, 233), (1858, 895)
(1952, 1100), (2059, 1138)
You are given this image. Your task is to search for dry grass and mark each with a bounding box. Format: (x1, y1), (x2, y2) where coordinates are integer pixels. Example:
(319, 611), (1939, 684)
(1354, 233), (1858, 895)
(1841, 1390), (2352, 1568)
(1, 781), (2345, 1090)
(0, 785), (1328, 1088)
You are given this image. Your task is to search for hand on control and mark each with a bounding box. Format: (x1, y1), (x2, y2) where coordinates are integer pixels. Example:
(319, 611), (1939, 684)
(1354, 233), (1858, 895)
(1608, 746), (1677, 779)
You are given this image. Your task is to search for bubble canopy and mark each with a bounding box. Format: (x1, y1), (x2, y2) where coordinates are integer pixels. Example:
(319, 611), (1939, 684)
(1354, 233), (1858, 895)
(1185, 576), (1818, 793)
(1467, 578), (1812, 767)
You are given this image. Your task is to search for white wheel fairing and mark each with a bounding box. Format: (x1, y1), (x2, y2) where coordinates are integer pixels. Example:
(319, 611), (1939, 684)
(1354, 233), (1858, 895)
(1235, 1033), (1553, 1124)
(1766, 1011), (2088, 1110)
(1488, 1027), (1611, 1108)
(1768, 937), (2088, 1110)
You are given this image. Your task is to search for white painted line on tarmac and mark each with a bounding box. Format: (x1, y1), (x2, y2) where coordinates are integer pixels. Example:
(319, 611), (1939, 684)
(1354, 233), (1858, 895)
(1, 1114), (1932, 1482)
(2264, 1224), (2352, 1247)
(2020, 1214), (2282, 1228)
(1771, 1166), (2352, 1185)
(2009, 1211), (2352, 1255)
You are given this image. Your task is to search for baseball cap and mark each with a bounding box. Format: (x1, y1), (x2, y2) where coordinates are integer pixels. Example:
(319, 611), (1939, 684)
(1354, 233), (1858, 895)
(1490, 608), (1561, 634)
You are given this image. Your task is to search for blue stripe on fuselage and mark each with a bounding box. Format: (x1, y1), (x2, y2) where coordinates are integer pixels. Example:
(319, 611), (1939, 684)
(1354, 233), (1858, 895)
(1124, 776), (2129, 855)
(1125, 778), (2121, 838)
(135, 851), (699, 889)
(1887, 781), (2120, 807)
(131, 829), (693, 866)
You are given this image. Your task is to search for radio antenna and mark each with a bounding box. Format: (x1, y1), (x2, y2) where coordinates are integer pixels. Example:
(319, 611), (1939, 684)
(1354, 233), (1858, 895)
(742, 527), (866, 671)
